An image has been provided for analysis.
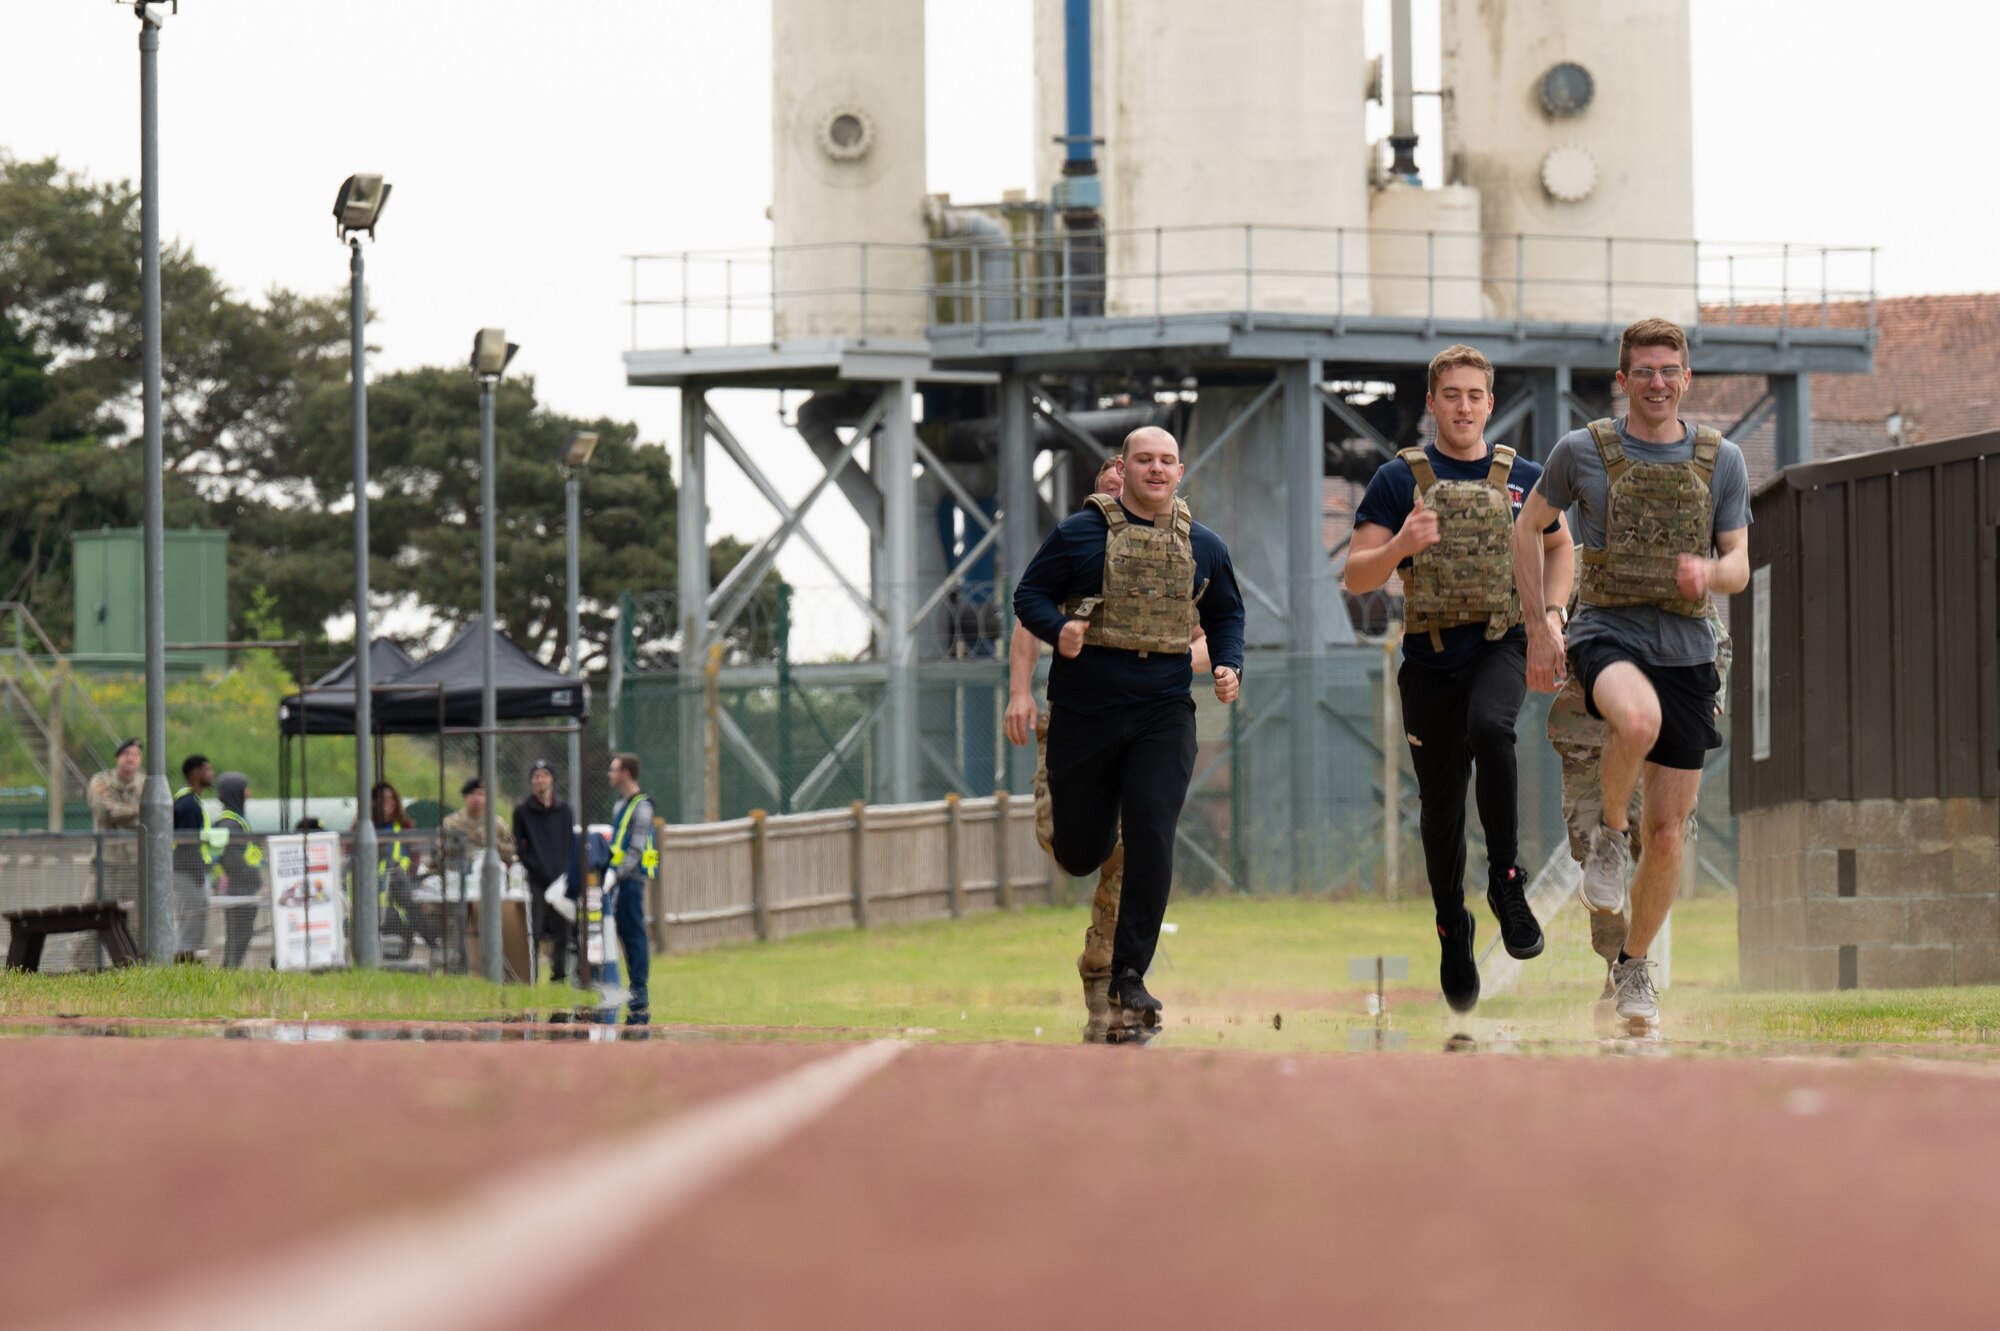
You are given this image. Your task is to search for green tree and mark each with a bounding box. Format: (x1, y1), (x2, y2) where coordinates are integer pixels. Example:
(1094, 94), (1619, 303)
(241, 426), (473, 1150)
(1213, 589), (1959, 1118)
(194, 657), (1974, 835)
(285, 365), (764, 674)
(0, 154), (348, 643)
(2, 153), (766, 672)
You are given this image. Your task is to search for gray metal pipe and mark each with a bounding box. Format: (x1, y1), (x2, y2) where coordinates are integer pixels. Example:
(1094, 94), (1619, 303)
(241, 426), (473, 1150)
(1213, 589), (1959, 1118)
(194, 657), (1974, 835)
(479, 379), (502, 983)
(564, 469), (583, 987)
(1388, 0), (1420, 181)
(349, 239), (379, 968)
(926, 202), (1017, 324)
(137, 6), (173, 962)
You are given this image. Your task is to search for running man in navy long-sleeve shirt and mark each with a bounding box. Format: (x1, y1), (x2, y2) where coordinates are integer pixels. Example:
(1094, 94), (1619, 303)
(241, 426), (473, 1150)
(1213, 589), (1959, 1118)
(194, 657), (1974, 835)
(1014, 427), (1245, 1031)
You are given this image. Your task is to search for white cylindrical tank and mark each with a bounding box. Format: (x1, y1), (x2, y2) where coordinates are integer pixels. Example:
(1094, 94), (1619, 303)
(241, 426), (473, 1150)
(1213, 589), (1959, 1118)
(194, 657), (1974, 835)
(1369, 183), (1484, 319)
(1034, 0), (1373, 317)
(772, 0), (928, 339)
(1440, 0), (1696, 325)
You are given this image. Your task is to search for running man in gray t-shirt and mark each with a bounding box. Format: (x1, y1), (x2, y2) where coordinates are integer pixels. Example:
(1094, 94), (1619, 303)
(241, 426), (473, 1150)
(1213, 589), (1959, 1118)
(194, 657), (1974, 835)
(1511, 318), (1751, 1037)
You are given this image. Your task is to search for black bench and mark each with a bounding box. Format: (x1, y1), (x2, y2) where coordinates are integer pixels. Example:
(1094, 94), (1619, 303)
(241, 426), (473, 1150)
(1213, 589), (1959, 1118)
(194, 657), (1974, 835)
(4, 903), (140, 972)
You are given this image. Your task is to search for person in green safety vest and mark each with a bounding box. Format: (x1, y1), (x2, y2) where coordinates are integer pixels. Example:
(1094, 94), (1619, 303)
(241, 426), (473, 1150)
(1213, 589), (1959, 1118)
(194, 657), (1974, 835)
(605, 753), (657, 1026)
(214, 772), (265, 969)
(172, 754), (227, 960)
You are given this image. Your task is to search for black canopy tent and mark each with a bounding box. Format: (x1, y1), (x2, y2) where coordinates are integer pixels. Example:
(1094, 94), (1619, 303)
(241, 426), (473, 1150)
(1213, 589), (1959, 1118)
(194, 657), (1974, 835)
(276, 621), (588, 827)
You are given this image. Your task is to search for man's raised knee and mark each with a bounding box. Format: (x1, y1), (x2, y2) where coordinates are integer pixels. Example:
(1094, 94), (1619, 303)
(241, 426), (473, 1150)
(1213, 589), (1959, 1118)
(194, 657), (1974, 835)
(1604, 693), (1661, 747)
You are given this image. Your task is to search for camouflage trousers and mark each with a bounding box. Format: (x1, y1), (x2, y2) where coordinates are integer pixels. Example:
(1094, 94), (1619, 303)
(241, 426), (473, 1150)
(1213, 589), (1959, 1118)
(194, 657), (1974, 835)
(1548, 676), (1635, 962)
(1034, 709), (1124, 983)
(1549, 674), (1708, 962)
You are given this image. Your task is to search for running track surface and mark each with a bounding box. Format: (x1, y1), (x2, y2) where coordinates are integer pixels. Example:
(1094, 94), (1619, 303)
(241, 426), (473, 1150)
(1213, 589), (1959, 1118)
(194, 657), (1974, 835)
(7, 1032), (1997, 1331)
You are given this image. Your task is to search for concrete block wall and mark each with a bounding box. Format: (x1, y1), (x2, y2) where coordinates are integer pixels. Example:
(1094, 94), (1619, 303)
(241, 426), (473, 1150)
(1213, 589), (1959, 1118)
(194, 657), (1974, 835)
(1739, 798), (2000, 991)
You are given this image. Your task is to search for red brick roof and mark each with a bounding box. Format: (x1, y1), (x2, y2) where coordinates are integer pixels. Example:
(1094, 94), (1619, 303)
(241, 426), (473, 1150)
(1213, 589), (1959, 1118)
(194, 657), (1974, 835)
(1692, 294), (2000, 480)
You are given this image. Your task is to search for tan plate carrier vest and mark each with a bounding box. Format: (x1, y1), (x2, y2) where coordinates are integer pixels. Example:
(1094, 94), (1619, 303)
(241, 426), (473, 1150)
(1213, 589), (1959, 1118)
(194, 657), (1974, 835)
(1576, 418), (1721, 619)
(1398, 446), (1524, 652)
(1062, 493), (1202, 657)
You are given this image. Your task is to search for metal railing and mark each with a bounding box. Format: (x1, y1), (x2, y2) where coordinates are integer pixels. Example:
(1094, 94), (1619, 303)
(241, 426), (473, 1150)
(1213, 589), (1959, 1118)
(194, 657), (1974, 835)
(627, 223), (1879, 351)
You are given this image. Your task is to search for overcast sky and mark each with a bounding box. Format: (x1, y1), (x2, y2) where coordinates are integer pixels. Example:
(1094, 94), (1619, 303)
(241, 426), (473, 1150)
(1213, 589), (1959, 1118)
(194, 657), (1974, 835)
(7, 1), (1992, 651)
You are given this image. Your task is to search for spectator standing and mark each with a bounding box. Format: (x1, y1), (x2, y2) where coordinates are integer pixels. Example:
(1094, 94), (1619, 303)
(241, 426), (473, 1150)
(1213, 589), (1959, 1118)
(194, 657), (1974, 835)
(171, 755), (221, 960)
(512, 758), (577, 983)
(213, 773), (264, 969)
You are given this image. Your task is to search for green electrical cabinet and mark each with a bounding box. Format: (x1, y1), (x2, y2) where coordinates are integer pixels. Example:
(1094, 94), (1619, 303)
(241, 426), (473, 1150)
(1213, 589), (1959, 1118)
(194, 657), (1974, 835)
(71, 528), (228, 673)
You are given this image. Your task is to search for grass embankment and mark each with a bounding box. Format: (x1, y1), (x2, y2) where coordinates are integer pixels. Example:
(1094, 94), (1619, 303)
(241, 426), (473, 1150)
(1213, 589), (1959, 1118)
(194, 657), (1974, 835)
(0, 966), (581, 1023)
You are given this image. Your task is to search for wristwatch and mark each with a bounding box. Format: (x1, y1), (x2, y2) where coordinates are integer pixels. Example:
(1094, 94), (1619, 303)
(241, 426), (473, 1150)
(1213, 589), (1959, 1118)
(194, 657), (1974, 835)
(1544, 604), (1569, 629)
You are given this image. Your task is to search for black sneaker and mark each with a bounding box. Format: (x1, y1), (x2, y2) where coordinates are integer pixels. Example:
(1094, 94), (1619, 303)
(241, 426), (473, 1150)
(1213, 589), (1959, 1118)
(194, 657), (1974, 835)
(1438, 910), (1480, 1014)
(1108, 969), (1163, 1026)
(1487, 865), (1545, 961)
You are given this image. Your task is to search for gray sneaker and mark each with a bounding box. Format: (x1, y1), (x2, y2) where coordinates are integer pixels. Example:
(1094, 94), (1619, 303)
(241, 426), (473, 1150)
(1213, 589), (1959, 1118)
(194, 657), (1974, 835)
(1608, 956), (1659, 1035)
(1580, 823), (1631, 915)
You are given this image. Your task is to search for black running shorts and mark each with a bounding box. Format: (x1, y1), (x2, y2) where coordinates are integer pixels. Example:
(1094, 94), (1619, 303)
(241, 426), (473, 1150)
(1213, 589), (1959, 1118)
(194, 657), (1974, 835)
(1571, 639), (1721, 772)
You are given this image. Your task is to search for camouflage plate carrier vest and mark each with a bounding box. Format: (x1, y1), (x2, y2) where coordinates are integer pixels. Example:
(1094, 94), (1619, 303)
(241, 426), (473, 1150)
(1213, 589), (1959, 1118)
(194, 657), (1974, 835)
(1063, 494), (1202, 656)
(1577, 418), (1720, 619)
(1398, 446), (1523, 652)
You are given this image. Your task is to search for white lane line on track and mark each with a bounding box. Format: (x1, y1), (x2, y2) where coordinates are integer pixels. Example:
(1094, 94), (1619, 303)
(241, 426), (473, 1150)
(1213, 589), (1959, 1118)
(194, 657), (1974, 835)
(53, 1039), (907, 1331)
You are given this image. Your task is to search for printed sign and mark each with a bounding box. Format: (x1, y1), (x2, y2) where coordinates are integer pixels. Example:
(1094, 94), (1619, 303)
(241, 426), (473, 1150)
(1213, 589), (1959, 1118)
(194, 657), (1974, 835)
(265, 832), (347, 971)
(1751, 563), (1771, 762)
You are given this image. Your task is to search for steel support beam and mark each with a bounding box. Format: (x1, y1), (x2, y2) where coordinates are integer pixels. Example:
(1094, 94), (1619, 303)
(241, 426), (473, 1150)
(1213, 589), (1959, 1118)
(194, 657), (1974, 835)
(1486, 389), (1534, 450)
(998, 377), (1038, 596)
(1030, 389), (1113, 463)
(1316, 384), (1395, 459)
(1771, 372), (1812, 470)
(1528, 363), (1572, 459)
(878, 379), (920, 802)
(676, 388), (709, 824)
(707, 394), (888, 641)
(1181, 377), (1279, 486)
(705, 404), (880, 626)
(1725, 390), (1777, 444)
(1283, 358), (1330, 892)
(998, 376), (1037, 794)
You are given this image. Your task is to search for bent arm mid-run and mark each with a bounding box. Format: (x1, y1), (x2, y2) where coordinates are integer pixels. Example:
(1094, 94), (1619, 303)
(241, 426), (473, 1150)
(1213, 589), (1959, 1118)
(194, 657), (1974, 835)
(1004, 622), (1044, 747)
(1514, 486), (1568, 692)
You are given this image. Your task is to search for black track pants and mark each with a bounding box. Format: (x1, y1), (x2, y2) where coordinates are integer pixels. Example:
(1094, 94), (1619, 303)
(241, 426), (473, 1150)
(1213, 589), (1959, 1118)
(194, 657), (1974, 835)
(1397, 638), (1528, 926)
(1044, 696), (1198, 979)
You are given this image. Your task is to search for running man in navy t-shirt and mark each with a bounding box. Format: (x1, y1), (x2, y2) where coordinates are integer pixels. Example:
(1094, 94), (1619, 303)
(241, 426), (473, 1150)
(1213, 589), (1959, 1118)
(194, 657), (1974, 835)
(1344, 344), (1573, 1013)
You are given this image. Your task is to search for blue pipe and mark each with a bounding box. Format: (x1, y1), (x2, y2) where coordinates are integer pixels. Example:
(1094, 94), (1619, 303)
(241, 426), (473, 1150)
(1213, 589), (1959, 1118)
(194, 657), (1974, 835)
(1064, 0), (1092, 162)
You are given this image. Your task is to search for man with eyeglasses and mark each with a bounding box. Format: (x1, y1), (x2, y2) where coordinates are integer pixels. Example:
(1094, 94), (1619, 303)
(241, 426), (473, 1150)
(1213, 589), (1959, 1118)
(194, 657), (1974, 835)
(1511, 318), (1750, 1037)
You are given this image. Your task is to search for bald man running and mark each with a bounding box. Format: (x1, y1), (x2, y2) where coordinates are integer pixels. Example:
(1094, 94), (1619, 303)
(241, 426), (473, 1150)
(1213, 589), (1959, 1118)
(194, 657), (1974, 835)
(1006, 454), (1210, 1035)
(1014, 427), (1246, 1034)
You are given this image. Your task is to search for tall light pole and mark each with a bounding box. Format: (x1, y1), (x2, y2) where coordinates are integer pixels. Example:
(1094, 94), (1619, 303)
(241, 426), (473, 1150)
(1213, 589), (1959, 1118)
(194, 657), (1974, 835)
(334, 173), (391, 969)
(134, 0), (173, 962)
(471, 328), (518, 984)
(558, 429), (599, 988)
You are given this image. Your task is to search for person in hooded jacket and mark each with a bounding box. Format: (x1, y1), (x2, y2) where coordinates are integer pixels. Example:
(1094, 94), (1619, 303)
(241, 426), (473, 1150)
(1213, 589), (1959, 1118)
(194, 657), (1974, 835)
(214, 772), (266, 969)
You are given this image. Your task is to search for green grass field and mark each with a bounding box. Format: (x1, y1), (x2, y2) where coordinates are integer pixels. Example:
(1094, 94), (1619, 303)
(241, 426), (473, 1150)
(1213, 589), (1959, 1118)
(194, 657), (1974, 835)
(0, 966), (580, 1023)
(645, 895), (2000, 1051)
(7, 894), (2000, 1050)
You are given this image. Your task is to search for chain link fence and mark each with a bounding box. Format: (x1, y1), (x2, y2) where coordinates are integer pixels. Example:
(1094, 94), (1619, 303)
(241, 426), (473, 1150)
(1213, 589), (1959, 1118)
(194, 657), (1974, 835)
(610, 590), (1740, 898)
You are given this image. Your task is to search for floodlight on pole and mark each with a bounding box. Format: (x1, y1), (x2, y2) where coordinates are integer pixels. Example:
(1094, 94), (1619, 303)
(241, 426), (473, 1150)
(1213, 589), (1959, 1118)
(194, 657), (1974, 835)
(133, 0), (175, 962)
(556, 428), (598, 989)
(470, 328), (519, 379)
(340, 172), (389, 969)
(472, 329), (514, 983)
(332, 174), (391, 241)
(559, 429), (600, 470)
